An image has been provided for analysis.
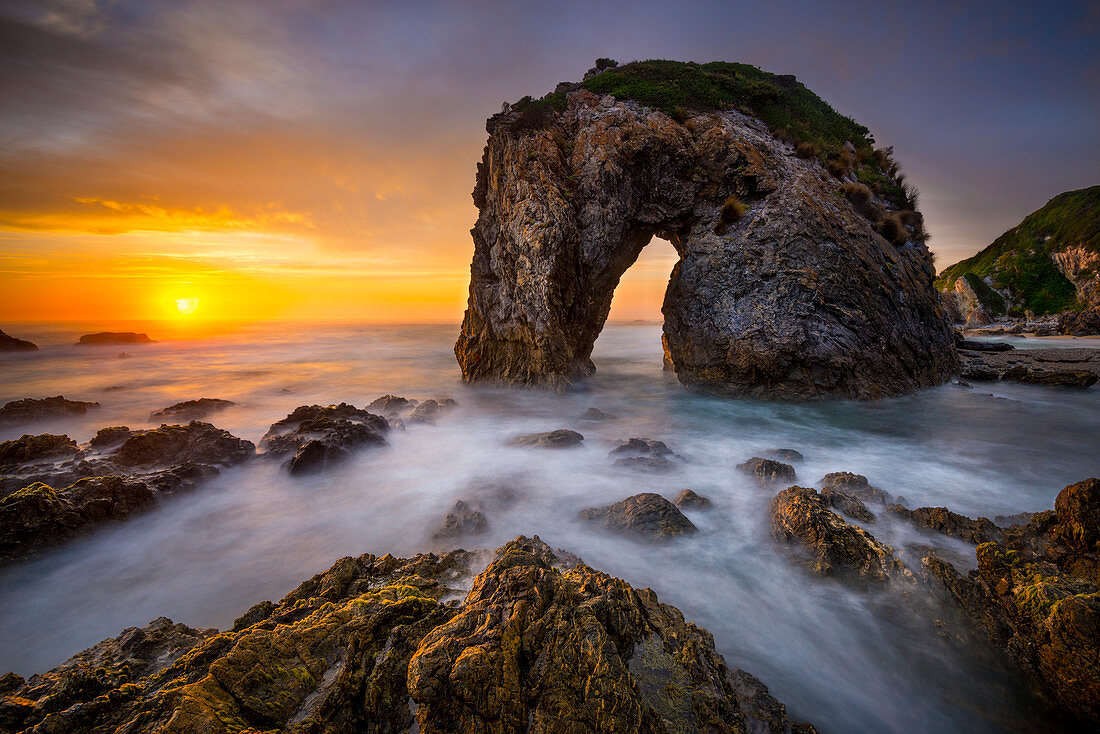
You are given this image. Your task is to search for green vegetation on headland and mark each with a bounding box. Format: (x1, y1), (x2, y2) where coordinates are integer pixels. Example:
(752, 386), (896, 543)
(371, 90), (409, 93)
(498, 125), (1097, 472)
(936, 186), (1100, 315)
(509, 58), (923, 240)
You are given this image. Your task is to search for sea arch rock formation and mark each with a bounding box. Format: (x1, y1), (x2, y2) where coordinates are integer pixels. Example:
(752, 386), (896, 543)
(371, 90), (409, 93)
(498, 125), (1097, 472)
(455, 87), (956, 399)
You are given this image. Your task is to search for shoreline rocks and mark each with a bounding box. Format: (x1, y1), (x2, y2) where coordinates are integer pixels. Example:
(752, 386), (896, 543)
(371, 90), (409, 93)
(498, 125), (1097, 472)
(0, 535), (816, 733)
(959, 347), (1099, 387)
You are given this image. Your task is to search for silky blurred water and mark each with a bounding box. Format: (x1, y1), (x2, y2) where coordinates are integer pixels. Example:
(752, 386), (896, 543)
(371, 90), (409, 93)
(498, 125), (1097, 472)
(1, 320), (1097, 733)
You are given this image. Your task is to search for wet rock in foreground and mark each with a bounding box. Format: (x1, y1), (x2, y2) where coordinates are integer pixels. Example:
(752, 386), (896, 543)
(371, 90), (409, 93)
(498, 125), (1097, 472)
(114, 421), (255, 468)
(0, 433), (78, 467)
(0, 536), (816, 734)
(580, 492), (697, 540)
(0, 396), (100, 426)
(923, 479), (1100, 727)
(771, 486), (911, 588)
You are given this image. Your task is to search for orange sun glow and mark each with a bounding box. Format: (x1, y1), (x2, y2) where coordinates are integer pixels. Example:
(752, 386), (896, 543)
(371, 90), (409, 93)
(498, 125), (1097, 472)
(175, 297), (200, 314)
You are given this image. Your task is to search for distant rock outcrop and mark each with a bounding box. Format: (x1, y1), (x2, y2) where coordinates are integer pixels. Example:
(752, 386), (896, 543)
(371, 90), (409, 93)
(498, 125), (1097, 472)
(455, 60), (956, 399)
(149, 398), (235, 420)
(76, 332), (154, 345)
(0, 329), (36, 351)
(937, 186), (1099, 318)
(0, 395), (100, 426)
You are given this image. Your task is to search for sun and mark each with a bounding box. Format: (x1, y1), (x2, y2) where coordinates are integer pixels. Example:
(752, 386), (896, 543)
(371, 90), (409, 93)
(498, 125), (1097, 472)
(175, 297), (200, 315)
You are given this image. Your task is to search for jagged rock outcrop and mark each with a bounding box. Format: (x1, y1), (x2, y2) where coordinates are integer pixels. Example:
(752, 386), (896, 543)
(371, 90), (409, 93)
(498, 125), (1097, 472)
(455, 65), (956, 399)
(888, 504), (1003, 544)
(0, 434), (78, 467)
(737, 457), (796, 487)
(114, 421), (254, 468)
(770, 486), (912, 587)
(922, 479), (1100, 727)
(819, 472), (889, 504)
(260, 404), (388, 474)
(0, 536), (816, 733)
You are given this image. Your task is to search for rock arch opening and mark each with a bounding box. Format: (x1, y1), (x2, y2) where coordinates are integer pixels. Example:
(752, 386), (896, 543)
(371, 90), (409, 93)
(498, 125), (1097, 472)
(455, 90), (957, 399)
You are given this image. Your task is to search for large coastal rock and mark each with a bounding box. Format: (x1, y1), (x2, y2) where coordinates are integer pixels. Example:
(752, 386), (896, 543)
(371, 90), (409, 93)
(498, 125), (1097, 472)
(455, 68), (955, 399)
(0, 396), (99, 426)
(922, 479), (1100, 727)
(0, 536), (816, 733)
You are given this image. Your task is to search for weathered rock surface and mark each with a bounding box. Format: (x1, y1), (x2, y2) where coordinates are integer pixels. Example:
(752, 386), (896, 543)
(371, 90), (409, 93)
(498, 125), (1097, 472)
(737, 457), (796, 487)
(958, 347), (1100, 387)
(0, 536), (816, 733)
(150, 398), (235, 420)
(508, 428), (584, 448)
(89, 426), (131, 448)
(922, 479), (1100, 726)
(888, 505), (1002, 544)
(76, 331), (153, 345)
(0, 476), (155, 562)
(580, 493), (698, 540)
(0, 329), (36, 352)
(367, 394), (417, 416)
(675, 489), (712, 510)
(0, 434), (78, 467)
(114, 421), (254, 468)
(771, 486), (911, 587)
(261, 404), (388, 473)
(820, 487), (875, 523)
(0, 396), (100, 426)
(819, 471), (889, 504)
(455, 86), (955, 399)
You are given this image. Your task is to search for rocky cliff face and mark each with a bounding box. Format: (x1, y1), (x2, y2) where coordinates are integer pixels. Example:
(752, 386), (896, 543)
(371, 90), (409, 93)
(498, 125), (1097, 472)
(456, 87), (956, 399)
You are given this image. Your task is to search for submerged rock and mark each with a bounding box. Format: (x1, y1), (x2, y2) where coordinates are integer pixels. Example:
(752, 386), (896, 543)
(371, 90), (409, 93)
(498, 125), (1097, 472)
(261, 403), (388, 472)
(923, 479), (1100, 727)
(149, 398), (235, 420)
(508, 428), (584, 448)
(888, 505), (1002, 544)
(76, 331), (153, 345)
(0, 433), (78, 467)
(770, 486), (911, 587)
(0, 536), (816, 733)
(408, 397), (458, 424)
(455, 75), (955, 399)
(737, 457), (796, 487)
(0, 329), (36, 351)
(579, 492), (697, 540)
(580, 406), (612, 420)
(431, 499), (489, 541)
(675, 489), (712, 510)
(610, 437), (682, 472)
(0, 395), (100, 425)
(113, 421), (255, 468)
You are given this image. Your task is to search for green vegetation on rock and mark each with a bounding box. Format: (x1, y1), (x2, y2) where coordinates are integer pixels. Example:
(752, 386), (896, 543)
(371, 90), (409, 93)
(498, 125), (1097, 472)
(937, 186), (1100, 314)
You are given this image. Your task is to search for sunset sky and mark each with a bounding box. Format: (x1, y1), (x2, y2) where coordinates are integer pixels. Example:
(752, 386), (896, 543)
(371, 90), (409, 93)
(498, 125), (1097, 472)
(1, 0), (1097, 323)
